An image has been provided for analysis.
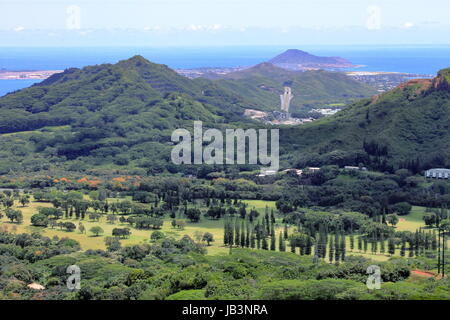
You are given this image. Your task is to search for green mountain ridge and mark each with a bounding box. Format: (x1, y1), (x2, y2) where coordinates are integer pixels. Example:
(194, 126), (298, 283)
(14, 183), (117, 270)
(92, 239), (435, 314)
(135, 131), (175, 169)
(0, 55), (252, 134)
(211, 62), (377, 112)
(269, 49), (354, 67)
(0, 56), (258, 174)
(281, 68), (450, 172)
(0, 55), (448, 176)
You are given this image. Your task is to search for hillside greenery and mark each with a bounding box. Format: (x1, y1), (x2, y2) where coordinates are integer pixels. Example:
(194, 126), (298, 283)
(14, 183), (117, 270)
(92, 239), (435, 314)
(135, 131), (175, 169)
(212, 62), (376, 112)
(281, 70), (450, 172)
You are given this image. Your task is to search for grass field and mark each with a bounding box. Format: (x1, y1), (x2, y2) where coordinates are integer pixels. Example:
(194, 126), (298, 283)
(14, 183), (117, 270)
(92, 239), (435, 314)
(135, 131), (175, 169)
(0, 199), (433, 262)
(396, 206), (429, 232)
(0, 200), (228, 254)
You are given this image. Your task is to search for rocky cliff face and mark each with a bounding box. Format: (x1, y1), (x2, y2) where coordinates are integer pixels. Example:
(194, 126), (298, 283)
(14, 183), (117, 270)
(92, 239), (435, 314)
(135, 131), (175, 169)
(388, 68), (450, 99)
(432, 69), (450, 92)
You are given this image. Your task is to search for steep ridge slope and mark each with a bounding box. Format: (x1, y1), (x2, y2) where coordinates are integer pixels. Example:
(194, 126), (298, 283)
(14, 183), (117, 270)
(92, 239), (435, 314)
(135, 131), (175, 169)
(212, 62), (376, 112)
(280, 68), (450, 171)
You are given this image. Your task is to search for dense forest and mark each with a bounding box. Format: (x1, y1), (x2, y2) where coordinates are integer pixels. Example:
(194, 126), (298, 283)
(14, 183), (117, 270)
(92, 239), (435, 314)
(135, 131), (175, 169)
(0, 57), (448, 177)
(0, 56), (450, 301)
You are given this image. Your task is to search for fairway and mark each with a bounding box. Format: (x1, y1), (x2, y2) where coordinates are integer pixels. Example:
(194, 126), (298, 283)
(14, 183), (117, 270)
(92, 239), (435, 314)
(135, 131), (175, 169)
(242, 199), (276, 212)
(0, 199), (228, 254)
(0, 199), (433, 262)
(396, 206), (430, 232)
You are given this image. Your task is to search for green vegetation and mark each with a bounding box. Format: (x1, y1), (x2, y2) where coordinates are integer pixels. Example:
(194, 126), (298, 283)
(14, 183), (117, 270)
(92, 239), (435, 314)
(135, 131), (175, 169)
(1, 225), (449, 300)
(0, 56), (256, 175)
(214, 62), (376, 112)
(282, 73), (450, 171)
(0, 56), (450, 301)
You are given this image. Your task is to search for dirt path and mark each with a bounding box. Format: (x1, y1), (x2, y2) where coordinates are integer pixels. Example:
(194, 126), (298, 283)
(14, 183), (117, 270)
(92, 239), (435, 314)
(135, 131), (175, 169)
(411, 270), (436, 278)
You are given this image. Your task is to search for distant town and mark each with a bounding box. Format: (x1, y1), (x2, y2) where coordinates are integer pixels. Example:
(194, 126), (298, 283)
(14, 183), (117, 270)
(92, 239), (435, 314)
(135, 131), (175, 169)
(0, 69), (63, 80)
(1, 67), (432, 94)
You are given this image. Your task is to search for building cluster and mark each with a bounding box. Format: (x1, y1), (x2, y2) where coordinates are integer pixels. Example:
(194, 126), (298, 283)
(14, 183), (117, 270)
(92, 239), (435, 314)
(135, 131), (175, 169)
(425, 168), (450, 179)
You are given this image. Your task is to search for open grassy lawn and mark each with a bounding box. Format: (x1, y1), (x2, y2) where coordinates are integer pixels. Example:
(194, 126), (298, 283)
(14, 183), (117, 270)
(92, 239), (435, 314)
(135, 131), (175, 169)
(0, 198), (429, 262)
(0, 198), (276, 255)
(396, 206), (430, 232)
(242, 199), (276, 213)
(0, 200), (229, 254)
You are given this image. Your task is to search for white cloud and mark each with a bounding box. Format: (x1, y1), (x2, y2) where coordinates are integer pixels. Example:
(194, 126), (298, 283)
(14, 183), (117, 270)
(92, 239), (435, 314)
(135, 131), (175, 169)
(183, 24), (224, 32)
(13, 26), (25, 32)
(144, 26), (162, 31)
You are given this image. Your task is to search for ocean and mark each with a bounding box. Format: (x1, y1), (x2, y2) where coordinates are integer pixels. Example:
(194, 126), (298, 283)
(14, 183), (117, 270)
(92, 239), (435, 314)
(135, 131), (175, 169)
(1, 45), (450, 97)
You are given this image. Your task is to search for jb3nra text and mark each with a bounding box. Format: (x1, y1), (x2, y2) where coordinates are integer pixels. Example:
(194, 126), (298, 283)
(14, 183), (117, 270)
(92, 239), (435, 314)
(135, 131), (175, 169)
(182, 304), (269, 317)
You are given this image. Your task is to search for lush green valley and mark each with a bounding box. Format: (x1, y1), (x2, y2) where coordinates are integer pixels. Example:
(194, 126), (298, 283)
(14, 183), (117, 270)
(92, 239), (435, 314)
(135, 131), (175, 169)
(212, 62), (376, 113)
(1, 56), (450, 301)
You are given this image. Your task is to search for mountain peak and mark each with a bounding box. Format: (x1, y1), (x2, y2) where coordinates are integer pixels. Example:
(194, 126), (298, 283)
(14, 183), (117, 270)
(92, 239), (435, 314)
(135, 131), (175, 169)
(268, 49), (354, 70)
(117, 55), (152, 67)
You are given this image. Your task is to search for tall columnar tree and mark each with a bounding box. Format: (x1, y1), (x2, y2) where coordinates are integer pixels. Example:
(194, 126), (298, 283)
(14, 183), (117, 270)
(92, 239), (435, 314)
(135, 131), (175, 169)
(270, 234), (276, 251)
(284, 224), (289, 240)
(334, 233), (340, 263)
(358, 236), (363, 252)
(279, 232), (285, 252)
(329, 236), (334, 264)
(290, 238), (296, 253)
(234, 219), (240, 245)
(223, 219), (229, 245)
(313, 238), (319, 260)
(340, 232), (346, 261)
(250, 230), (256, 249)
(380, 234), (385, 254)
(306, 235), (313, 256)
(265, 212), (270, 235)
(319, 230), (328, 259)
(432, 231), (438, 251)
(349, 233), (354, 252)
(262, 237), (269, 250)
(388, 238), (395, 255)
(414, 230), (420, 256)
(400, 240), (406, 257)
(240, 221), (246, 247)
(408, 241), (414, 257)
(245, 222), (250, 248)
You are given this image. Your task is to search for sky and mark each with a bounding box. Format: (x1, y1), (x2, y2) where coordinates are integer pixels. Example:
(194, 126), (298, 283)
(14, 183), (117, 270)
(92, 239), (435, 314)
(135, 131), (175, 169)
(1, 0), (449, 46)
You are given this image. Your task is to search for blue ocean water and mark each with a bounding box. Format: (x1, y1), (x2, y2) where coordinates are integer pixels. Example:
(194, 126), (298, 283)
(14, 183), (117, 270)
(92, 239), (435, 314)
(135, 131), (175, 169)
(0, 79), (41, 97)
(1, 45), (450, 96)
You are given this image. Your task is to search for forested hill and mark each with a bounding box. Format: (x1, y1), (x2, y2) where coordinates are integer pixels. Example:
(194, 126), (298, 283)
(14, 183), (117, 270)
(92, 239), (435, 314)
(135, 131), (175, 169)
(211, 62), (377, 112)
(0, 56), (260, 174)
(268, 49), (354, 68)
(0, 55), (257, 135)
(0, 55), (448, 176)
(281, 68), (450, 173)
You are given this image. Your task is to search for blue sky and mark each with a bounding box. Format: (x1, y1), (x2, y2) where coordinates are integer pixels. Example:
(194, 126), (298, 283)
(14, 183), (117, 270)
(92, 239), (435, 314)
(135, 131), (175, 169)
(1, 0), (449, 46)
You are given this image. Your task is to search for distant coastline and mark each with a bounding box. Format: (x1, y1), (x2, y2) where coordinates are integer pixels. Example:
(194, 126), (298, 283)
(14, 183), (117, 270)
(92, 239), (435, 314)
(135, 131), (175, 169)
(0, 70), (63, 80)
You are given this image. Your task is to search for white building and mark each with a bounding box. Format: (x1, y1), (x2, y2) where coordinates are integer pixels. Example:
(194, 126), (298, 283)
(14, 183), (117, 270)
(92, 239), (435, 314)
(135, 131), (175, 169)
(425, 168), (450, 179)
(282, 168), (303, 176)
(344, 166), (367, 171)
